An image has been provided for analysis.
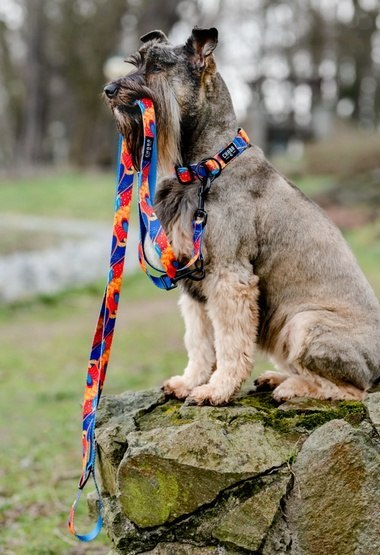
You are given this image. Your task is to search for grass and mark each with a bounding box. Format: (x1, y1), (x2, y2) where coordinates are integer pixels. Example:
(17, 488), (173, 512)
(344, 220), (380, 293)
(0, 171), (117, 221)
(0, 170), (334, 220)
(0, 170), (379, 553)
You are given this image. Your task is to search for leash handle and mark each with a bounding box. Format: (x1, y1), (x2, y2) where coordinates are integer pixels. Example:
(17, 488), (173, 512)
(135, 99), (178, 282)
(69, 470), (103, 541)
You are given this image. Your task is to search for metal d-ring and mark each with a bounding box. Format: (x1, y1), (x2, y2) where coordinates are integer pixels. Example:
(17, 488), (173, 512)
(195, 157), (222, 181)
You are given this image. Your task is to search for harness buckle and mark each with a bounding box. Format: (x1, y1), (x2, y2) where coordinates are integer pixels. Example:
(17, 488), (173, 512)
(159, 276), (178, 291)
(172, 258), (205, 284)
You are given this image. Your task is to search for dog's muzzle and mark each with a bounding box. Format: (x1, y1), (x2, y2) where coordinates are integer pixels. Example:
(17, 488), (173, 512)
(104, 73), (154, 109)
(104, 83), (119, 99)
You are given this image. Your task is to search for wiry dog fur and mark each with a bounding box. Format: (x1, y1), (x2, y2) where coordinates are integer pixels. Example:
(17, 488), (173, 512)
(104, 27), (380, 405)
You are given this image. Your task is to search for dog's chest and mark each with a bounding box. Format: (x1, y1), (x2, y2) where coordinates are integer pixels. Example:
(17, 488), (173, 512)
(155, 178), (198, 261)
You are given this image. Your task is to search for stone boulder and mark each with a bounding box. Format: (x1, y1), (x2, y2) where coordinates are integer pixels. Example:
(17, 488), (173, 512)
(92, 388), (380, 555)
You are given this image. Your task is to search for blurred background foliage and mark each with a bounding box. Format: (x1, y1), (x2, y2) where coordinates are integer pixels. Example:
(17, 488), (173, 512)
(0, 1), (379, 554)
(0, 0), (380, 169)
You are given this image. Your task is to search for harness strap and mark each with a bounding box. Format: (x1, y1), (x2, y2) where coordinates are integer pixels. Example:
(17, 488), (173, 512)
(175, 128), (251, 184)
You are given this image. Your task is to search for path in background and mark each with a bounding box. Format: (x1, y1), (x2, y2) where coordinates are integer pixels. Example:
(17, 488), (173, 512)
(0, 214), (139, 303)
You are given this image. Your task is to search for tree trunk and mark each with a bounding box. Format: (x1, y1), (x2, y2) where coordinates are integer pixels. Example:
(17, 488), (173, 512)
(17, 0), (49, 165)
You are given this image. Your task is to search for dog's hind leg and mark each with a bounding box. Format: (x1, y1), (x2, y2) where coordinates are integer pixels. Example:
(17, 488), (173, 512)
(272, 373), (365, 402)
(162, 293), (216, 399)
(188, 269), (260, 405)
(269, 311), (372, 402)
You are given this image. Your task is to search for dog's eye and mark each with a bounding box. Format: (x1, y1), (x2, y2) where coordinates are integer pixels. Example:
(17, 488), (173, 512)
(148, 60), (163, 73)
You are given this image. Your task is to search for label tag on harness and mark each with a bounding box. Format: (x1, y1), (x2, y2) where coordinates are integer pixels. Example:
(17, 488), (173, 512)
(219, 142), (239, 163)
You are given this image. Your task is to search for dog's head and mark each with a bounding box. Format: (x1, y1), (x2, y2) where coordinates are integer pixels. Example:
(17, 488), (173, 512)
(103, 27), (218, 172)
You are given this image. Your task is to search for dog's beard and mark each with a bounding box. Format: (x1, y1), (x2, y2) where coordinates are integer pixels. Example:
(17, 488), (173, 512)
(110, 74), (182, 175)
(153, 74), (182, 175)
(114, 104), (144, 171)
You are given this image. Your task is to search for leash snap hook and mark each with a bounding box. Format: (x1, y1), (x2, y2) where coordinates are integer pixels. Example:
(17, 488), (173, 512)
(202, 175), (213, 197)
(194, 208), (208, 226)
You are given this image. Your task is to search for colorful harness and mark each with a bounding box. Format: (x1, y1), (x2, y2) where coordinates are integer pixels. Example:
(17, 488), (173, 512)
(175, 127), (250, 185)
(68, 97), (251, 541)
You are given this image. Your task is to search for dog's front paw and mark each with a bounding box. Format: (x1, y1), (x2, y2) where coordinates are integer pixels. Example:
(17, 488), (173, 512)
(186, 384), (232, 406)
(272, 375), (323, 403)
(272, 380), (298, 403)
(162, 375), (192, 399)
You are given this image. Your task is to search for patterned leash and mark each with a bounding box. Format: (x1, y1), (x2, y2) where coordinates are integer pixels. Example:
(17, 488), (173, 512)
(68, 98), (208, 540)
(68, 97), (251, 541)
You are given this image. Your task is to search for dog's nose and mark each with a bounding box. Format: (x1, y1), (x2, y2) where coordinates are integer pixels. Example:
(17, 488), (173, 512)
(104, 83), (119, 99)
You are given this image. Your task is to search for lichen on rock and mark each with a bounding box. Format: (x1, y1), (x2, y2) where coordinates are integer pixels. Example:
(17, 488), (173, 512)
(94, 388), (380, 555)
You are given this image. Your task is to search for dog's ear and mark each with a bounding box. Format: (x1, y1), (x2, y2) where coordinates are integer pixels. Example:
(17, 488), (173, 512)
(140, 30), (169, 44)
(186, 27), (218, 69)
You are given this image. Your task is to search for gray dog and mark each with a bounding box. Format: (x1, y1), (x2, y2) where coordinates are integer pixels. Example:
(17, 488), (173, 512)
(104, 27), (380, 405)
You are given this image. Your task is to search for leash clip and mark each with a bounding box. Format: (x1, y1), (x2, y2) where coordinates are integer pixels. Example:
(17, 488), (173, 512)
(196, 157), (222, 209)
(194, 208), (208, 226)
(195, 173), (212, 223)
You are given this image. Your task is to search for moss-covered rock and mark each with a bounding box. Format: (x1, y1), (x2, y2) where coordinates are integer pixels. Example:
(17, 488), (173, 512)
(94, 389), (379, 555)
(213, 471), (291, 551)
(140, 543), (224, 554)
(118, 418), (297, 527)
(285, 419), (380, 555)
(364, 391), (380, 434)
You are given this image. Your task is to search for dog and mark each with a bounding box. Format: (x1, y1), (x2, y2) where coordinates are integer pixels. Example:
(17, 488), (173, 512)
(104, 27), (380, 405)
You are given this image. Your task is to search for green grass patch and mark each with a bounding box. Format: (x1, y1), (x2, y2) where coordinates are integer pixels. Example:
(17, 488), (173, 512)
(344, 220), (380, 294)
(0, 171), (117, 221)
(0, 171), (334, 222)
(291, 174), (335, 196)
